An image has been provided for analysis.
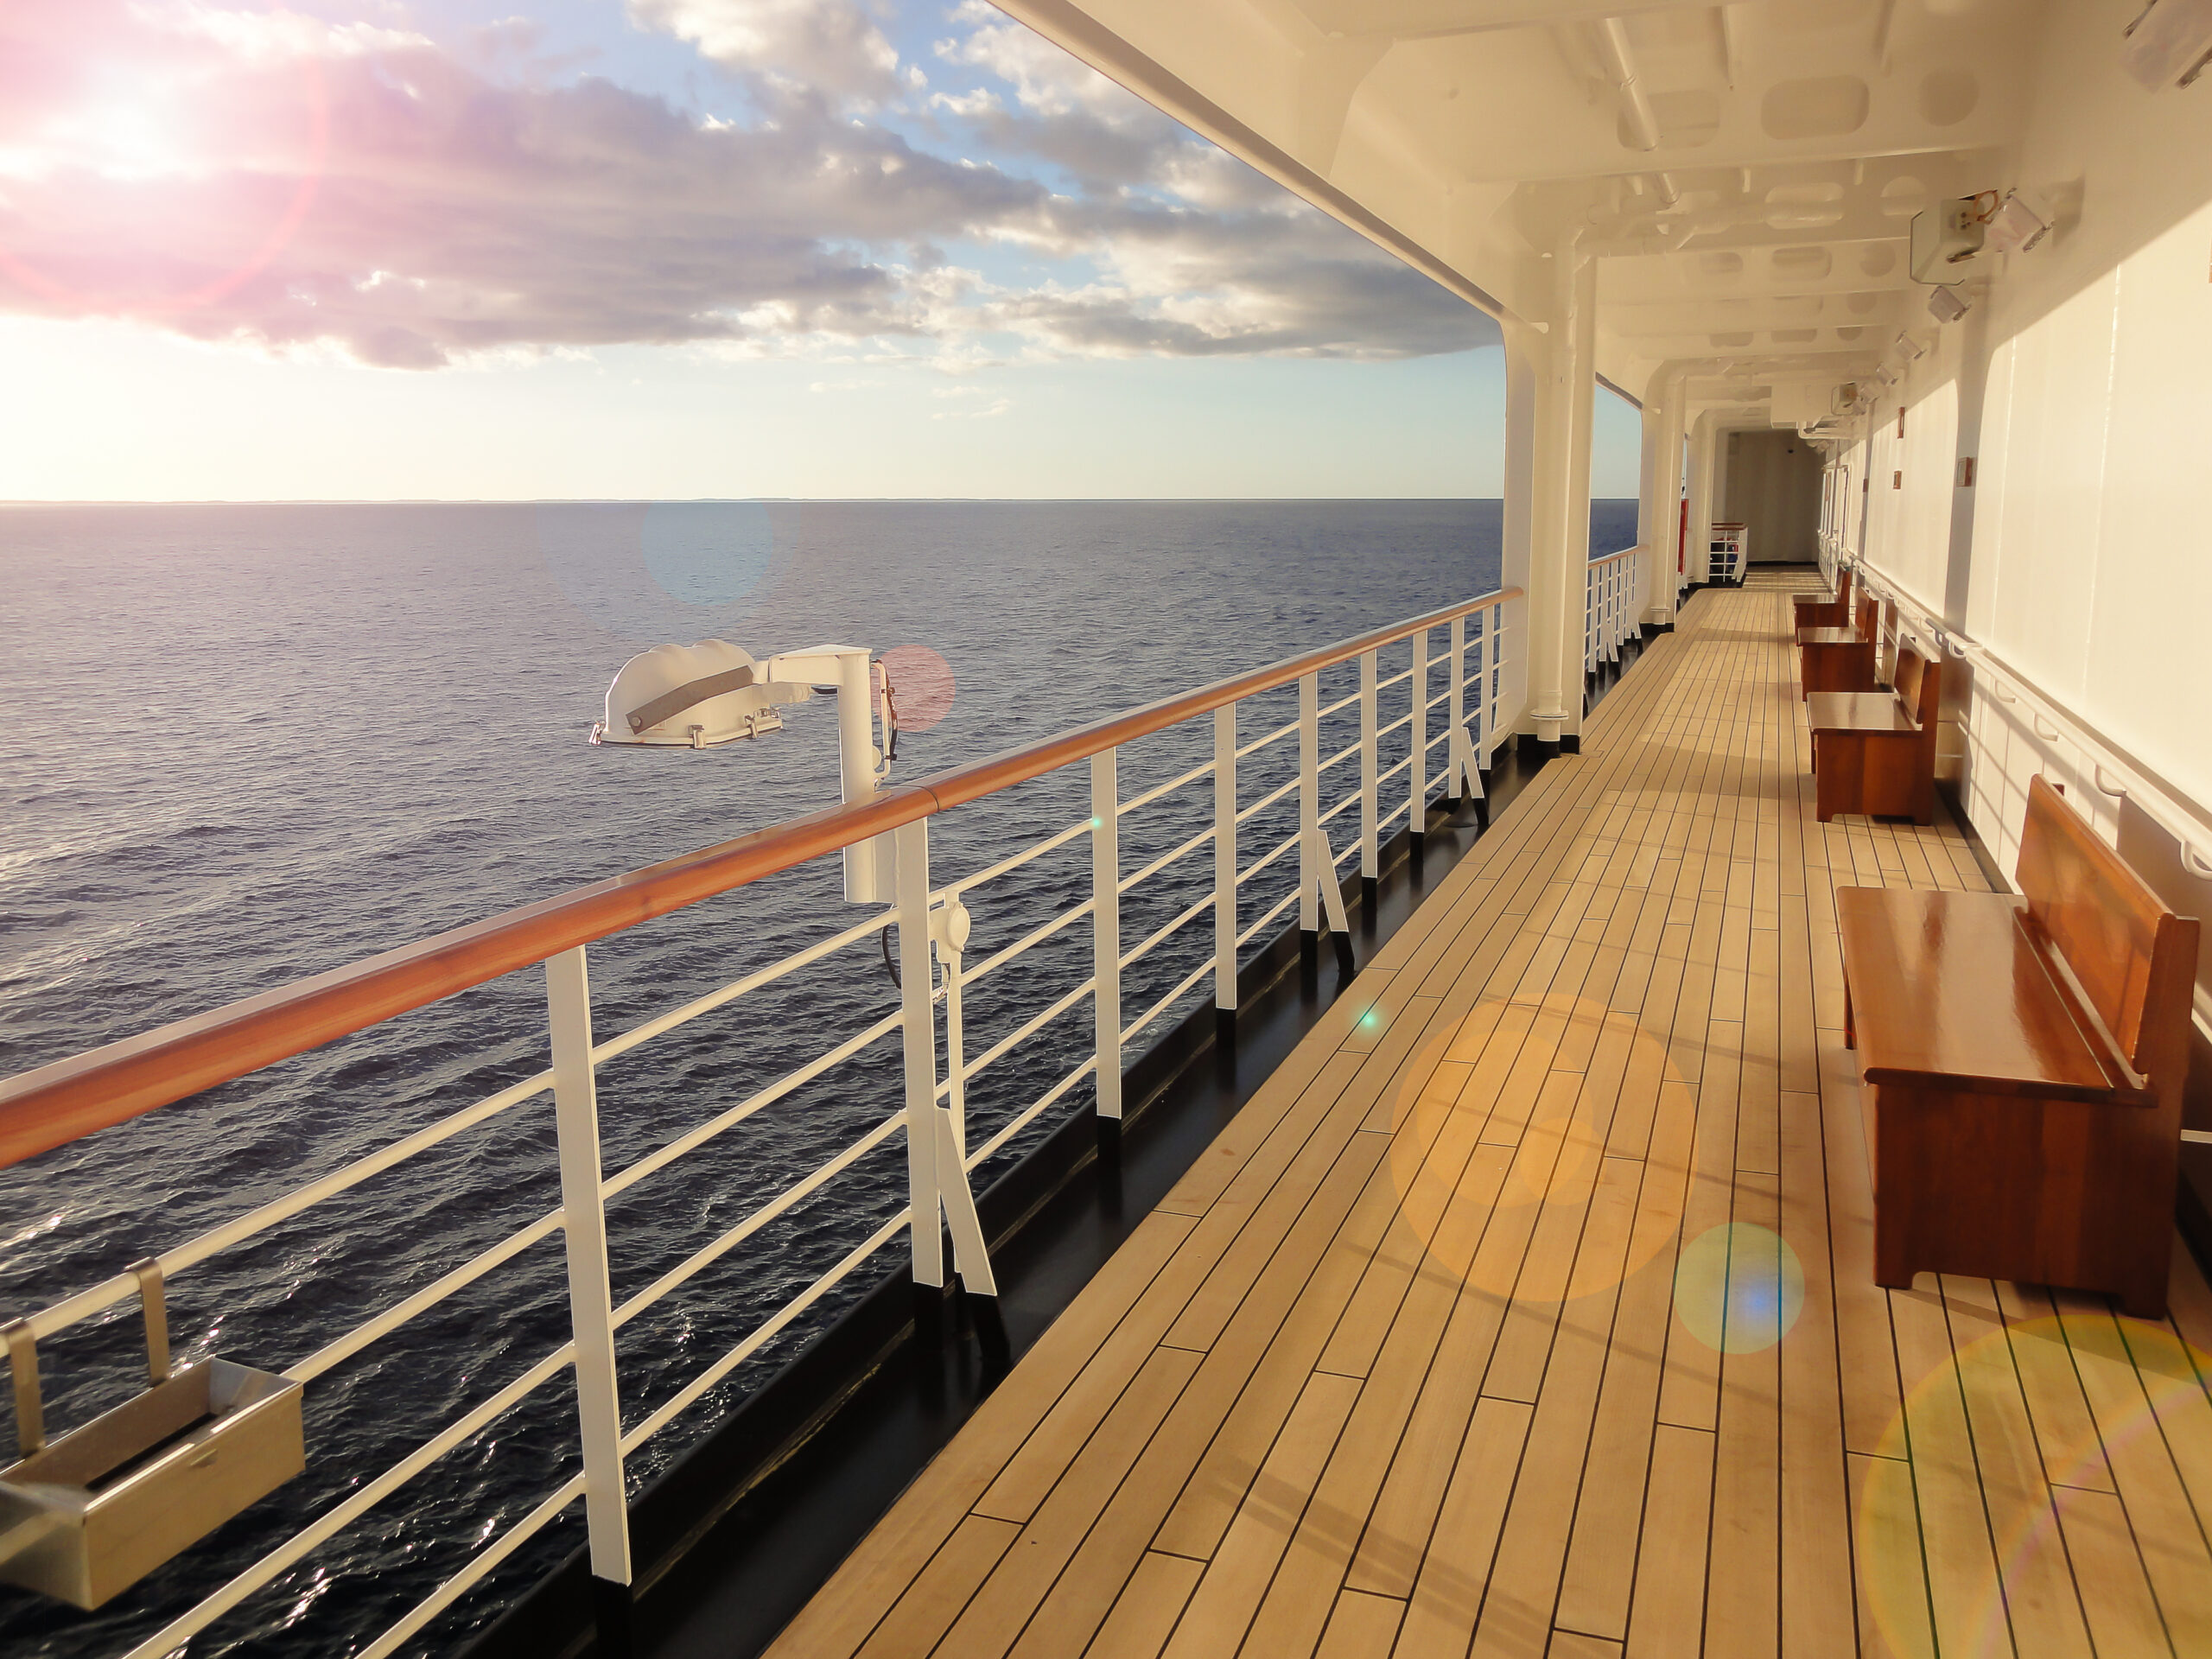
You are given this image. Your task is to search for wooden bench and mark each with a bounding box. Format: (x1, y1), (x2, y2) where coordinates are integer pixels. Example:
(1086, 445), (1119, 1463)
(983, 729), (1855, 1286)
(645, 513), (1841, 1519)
(1792, 566), (1853, 632)
(1837, 778), (2199, 1316)
(1796, 592), (1880, 700)
(1808, 642), (1939, 823)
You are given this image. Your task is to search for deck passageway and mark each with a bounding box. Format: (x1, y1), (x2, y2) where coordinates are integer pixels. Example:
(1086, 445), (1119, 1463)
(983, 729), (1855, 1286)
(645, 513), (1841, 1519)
(771, 575), (2212, 1659)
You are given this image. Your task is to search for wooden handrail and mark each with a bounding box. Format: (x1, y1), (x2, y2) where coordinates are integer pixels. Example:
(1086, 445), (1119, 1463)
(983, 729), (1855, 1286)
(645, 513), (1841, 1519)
(0, 587), (1522, 1170)
(1587, 543), (1645, 568)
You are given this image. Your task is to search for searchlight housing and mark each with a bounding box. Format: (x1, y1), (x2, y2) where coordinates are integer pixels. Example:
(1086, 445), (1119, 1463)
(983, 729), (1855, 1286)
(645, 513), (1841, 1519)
(591, 639), (898, 904)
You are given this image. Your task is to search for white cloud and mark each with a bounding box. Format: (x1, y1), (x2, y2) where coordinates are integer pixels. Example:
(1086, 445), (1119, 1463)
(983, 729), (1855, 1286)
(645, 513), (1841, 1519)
(630, 0), (901, 102)
(0, 0), (1494, 371)
(931, 396), (1011, 420)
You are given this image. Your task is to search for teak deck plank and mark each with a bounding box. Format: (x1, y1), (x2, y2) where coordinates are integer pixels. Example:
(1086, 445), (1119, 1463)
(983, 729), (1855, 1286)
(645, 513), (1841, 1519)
(766, 579), (2212, 1659)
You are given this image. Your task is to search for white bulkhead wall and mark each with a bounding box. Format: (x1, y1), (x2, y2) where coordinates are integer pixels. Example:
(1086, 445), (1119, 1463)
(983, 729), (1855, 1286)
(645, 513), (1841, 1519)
(1900, 1), (2212, 850)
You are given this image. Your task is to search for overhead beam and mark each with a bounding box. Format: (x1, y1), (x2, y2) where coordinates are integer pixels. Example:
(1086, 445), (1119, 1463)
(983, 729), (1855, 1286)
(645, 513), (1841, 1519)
(988, 0), (1515, 324)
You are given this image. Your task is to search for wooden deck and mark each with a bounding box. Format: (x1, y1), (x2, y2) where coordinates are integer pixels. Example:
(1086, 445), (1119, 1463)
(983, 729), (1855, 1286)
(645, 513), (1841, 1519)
(768, 576), (2212, 1658)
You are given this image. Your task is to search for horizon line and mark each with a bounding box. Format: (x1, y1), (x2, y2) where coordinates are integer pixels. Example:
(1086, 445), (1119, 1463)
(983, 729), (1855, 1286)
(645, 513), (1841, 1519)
(0, 495), (1643, 507)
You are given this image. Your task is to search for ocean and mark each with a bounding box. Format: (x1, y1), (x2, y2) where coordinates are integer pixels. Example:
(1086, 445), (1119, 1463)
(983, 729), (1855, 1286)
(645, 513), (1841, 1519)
(0, 499), (1638, 1656)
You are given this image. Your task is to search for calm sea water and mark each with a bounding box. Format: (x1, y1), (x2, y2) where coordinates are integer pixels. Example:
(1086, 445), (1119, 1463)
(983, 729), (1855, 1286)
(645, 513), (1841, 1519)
(0, 499), (1637, 1656)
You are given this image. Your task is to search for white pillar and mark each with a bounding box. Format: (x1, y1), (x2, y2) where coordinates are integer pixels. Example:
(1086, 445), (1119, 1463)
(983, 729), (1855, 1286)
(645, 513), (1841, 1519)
(1522, 234), (1597, 749)
(1642, 368), (1686, 625)
(1687, 411), (1720, 588)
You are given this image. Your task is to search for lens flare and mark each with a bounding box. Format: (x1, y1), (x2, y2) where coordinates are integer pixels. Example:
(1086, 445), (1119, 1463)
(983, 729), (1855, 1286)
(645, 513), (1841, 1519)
(1378, 995), (1688, 1300)
(877, 645), (956, 733)
(0, 16), (328, 315)
(1856, 1312), (2212, 1659)
(538, 502), (789, 642)
(1671, 1223), (1804, 1354)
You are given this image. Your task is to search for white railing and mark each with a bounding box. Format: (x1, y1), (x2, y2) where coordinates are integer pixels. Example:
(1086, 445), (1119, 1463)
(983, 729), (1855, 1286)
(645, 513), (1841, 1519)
(0, 586), (1523, 1656)
(1707, 521), (1747, 582)
(1586, 543), (1646, 673)
(1834, 556), (2212, 1083)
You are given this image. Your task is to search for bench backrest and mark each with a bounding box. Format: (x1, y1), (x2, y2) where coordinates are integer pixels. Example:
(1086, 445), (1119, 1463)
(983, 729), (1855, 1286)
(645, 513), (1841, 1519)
(1854, 594), (1878, 637)
(1891, 645), (1939, 730)
(2017, 774), (2198, 1077)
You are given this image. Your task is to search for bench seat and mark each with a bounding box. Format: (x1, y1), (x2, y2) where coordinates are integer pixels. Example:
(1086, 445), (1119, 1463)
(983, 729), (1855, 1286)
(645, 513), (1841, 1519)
(1808, 690), (1916, 731)
(1838, 888), (2129, 1100)
(1796, 591), (1882, 698)
(1834, 776), (2197, 1317)
(1808, 643), (1940, 823)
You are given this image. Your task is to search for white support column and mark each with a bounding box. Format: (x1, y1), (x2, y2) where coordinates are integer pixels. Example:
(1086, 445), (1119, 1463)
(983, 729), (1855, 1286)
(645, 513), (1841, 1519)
(1644, 368), (1687, 625)
(1213, 706), (1236, 1017)
(1518, 235), (1598, 749)
(545, 946), (631, 1589)
(1409, 630), (1428, 838)
(894, 818), (944, 1291)
(1358, 649), (1379, 877)
(1687, 411), (1720, 588)
(1090, 748), (1122, 1121)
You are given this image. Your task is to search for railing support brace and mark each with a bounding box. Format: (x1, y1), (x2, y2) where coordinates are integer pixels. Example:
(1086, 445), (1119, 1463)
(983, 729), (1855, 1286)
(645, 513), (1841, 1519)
(544, 945), (632, 1592)
(1447, 615), (1480, 804)
(895, 818), (995, 1298)
(1091, 749), (1122, 1121)
(1299, 672), (1351, 944)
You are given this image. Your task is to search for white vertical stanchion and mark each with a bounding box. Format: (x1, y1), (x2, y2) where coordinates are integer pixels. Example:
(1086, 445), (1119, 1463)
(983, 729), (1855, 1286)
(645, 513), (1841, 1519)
(1408, 629), (1428, 841)
(1299, 672), (1350, 939)
(1478, 608), (1495, 773)
(894, 818), (944, 1291)
(1299, 673), (1320, 934)
(940, 916), (968, 1150)
(894, 817), (996, 1297)
(544, 946), (632, 1591)
(1448, 613), (1480, 804)
(1213, 707), (1236, 1021)
(1358, 649), (1379, 880)
(1090, 749), (1122, 1121)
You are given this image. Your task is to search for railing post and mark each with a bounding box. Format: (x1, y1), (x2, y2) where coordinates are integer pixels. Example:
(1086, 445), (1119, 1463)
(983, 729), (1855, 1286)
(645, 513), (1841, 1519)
(941, 911), (968, 1148)
(894, 817), (944, 1293)
(1091, 748), (1122, 1122)
(1300, 672), (1320, 936)
(544, 946), (632, 1597)
(1409, 629), (1428, 842)
(1448, 613), (1479, 806)
(1213, 706), (1237, 1035)
(1585, 563), (1597, 675)
(1358, 649), (1379, 881)
(1300, 671), (1351, 946)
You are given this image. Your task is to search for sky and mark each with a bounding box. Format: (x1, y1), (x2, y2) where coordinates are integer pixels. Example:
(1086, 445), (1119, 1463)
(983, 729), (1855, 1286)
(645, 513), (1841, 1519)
(0, 0), (1646, 500)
